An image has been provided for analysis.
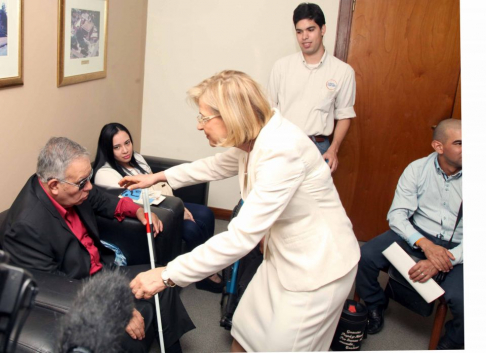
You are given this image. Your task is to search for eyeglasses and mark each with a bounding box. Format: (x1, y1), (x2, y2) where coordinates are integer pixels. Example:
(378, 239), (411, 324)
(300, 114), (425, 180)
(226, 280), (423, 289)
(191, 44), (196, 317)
(56, 169), (93, 190)
(196, 113), (220, 125)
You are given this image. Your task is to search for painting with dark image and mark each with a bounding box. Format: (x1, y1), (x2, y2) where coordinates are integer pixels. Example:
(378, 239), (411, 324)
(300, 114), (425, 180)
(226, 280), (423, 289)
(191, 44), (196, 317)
(70, 8), (100, 59)
(0, 1), (7, 56)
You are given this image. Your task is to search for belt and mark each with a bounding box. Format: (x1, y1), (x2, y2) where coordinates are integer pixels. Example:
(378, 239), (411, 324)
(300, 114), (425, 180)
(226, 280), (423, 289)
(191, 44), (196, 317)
(309, 135), (328, 143)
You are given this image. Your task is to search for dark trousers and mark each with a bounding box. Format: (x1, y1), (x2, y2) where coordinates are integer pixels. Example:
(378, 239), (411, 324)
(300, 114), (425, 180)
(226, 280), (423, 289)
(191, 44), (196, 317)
(119, 265), (195, 352)
(182, 202), (215, 252)
(356, 229), (464, 345)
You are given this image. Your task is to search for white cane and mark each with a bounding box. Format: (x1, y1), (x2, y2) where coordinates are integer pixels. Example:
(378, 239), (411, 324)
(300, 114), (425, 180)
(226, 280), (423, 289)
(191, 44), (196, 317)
(142, 188), (165, 353)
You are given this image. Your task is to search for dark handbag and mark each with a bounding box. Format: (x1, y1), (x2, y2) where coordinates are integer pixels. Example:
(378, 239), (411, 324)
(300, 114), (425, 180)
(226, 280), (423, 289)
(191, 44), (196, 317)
(385, 258), (435, 316)
(385, 202), (462, 317)
(331, 300), (368, 351)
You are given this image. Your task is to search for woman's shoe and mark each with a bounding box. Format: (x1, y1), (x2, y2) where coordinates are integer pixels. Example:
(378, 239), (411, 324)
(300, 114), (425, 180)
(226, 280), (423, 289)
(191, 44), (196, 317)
(195, 274), (224, 293)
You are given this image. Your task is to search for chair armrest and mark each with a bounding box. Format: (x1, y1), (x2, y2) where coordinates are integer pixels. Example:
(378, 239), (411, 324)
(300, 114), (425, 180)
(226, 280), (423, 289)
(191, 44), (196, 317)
(14, 306), (64, 353)
(96, 200), (183, 266)
(28, 269), (82, 314)
(143, 155), (209, 206)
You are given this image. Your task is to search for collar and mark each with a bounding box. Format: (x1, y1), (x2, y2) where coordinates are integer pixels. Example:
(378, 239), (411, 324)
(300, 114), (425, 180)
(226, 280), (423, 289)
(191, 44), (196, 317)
(434, 155), (462, 180)
(299, 49), (327, 70)
(38, 177), (70, 218)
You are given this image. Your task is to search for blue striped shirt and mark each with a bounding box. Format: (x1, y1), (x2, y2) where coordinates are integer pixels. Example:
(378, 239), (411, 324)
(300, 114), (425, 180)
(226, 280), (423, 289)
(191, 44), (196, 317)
(387, 152), (463, 265)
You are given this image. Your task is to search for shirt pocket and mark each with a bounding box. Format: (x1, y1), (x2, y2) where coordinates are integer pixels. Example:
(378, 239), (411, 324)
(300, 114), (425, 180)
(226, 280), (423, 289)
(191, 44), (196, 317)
(316, 97), (333, 111)
(314, 97), (334, 121)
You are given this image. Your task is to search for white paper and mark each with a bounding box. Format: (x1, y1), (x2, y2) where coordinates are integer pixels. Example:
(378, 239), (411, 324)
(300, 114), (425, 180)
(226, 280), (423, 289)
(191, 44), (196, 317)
(382, 242), (445, 303)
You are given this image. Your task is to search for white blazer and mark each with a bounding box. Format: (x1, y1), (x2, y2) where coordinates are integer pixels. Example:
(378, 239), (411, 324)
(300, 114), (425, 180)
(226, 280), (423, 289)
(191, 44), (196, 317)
(165, 109), (360, 292)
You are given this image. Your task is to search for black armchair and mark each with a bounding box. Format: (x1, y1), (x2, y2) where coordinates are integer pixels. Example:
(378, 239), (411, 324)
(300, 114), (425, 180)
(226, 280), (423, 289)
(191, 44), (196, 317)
(142, 155), (209, 206)
(0, 203), (179, 353)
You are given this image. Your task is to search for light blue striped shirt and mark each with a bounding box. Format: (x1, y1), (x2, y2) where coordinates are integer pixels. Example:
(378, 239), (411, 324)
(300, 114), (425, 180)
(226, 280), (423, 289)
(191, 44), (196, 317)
(387, 152), (463, 265)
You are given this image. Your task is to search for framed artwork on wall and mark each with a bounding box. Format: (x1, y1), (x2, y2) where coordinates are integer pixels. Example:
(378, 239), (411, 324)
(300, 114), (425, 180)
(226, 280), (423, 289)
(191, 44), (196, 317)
(57, 0), (108, 87)
(0, 0), (23, 88)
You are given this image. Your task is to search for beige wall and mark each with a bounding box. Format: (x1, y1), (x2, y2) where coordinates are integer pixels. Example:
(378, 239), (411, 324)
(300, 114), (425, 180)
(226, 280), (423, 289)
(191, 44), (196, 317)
(0, 0), (148, 210)
(141, 0), (340, 210)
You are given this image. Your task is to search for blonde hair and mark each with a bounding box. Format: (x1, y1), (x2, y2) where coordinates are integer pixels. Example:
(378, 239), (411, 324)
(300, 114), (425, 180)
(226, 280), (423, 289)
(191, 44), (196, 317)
(187, 70), (273, 147)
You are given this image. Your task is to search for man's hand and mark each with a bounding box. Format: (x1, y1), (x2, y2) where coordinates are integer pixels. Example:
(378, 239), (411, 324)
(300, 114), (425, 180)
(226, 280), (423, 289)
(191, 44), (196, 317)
(119, 173), (161, 190)
(130, 267), (166, 300)
(408, 259), (439, 283)
(322, 118), (351, 173)
(125, 309), (145, 340)
(135, 208), (163, 236)
(322, 147), (338, 173)
(417, 238), (454, 272)
(184, 207), (195, 222)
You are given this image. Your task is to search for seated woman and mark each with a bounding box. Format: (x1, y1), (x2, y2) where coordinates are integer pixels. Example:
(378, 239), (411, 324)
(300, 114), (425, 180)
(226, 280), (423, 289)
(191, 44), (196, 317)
(93, 122), (223, 293)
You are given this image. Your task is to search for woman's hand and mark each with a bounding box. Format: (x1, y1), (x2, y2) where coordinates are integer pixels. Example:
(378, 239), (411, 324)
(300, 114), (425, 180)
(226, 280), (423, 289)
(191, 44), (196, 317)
(184, 207), (195, 222)
(125, 309), (145, 340)
(119, 172), (163, 190)
(130, 267), (166, 300)
(135, 208), (163, 236)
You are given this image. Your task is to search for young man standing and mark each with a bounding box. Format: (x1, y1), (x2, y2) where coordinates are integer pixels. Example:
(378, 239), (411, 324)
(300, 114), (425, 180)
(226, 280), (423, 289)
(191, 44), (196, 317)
(267, 3), (356, 173)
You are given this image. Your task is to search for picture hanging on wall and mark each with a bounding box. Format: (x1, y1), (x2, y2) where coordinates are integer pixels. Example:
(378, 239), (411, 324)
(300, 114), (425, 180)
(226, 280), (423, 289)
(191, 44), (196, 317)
(58, 0), (108, 87)
(0, 0), (23, 88)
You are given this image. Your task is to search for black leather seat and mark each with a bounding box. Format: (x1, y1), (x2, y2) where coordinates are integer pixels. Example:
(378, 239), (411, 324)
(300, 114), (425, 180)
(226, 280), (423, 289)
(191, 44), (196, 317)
(142, 155), (209, 206)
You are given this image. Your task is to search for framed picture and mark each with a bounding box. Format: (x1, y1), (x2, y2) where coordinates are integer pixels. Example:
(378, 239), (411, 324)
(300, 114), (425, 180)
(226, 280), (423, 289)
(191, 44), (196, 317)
(57, 0), (108, 87)
(0, 0), (23, 88)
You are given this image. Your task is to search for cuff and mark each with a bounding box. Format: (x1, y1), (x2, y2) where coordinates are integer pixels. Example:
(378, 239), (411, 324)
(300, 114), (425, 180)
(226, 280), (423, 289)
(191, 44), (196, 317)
(408, 232), (423, 248)
(335, 106), (356, 120)
(114, 197), (141, 221)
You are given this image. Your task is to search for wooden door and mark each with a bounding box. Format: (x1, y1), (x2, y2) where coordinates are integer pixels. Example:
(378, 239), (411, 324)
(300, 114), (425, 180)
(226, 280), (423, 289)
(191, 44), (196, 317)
(333, 0), (461, 241)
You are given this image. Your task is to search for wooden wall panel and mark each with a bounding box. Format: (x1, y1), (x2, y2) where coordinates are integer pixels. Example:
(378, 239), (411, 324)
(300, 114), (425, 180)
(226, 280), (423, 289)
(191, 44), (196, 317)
(334, 0), (461, 241)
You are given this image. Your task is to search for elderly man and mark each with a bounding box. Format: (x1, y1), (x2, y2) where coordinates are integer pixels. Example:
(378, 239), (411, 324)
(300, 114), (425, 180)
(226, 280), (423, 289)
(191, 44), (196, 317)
(356, 119), (463, 350)
(1, 137), (194, 353)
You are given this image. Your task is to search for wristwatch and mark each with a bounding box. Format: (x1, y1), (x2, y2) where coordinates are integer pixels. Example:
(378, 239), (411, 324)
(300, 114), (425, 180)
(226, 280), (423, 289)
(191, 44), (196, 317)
(161, 268), (176, 288)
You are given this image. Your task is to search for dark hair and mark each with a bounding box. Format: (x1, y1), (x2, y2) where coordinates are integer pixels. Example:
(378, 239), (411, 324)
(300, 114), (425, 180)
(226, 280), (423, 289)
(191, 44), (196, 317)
(293, 3), (326, 27)
(433, 119), (461, 143)
(93, 122), (148, 182)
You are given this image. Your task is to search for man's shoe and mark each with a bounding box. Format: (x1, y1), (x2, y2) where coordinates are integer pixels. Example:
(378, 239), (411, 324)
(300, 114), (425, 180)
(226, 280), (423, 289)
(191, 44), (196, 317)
(436, 335), (463, 350)
(367, 306), (385, 335)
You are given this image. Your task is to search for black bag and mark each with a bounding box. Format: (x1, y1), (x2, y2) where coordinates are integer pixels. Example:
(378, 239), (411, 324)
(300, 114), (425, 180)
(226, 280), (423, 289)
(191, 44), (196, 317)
(220, 199), (263, 330)
(385, 202), (463, 317)
(331, 299), (368, 351)
(385, 261), (435, 317)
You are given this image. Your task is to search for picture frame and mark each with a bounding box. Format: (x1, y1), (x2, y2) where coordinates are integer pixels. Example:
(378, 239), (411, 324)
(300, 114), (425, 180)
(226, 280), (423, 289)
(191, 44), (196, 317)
(57, 0), (108, 87)
(0, 0), (23, 88)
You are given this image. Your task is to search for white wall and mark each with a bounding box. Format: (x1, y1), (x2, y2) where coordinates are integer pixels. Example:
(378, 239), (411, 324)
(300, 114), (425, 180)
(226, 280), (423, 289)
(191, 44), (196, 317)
(141, 0), (340, 210)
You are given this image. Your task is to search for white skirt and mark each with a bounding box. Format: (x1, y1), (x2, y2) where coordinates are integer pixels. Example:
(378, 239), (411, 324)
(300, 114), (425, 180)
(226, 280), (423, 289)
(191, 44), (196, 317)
(231, 259), (357, 352)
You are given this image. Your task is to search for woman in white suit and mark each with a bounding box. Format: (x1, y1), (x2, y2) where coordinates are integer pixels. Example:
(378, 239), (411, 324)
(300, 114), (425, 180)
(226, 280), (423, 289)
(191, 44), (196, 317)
(122, 70), (360, 352)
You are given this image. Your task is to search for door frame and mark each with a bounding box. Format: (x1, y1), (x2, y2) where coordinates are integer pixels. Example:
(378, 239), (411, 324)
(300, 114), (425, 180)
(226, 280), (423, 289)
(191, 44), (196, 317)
(334, 0), (354, 62)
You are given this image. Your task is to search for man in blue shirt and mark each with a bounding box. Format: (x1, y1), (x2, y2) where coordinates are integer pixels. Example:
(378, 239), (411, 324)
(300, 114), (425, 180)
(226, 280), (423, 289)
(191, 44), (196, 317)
(356, 119), (463, 350)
